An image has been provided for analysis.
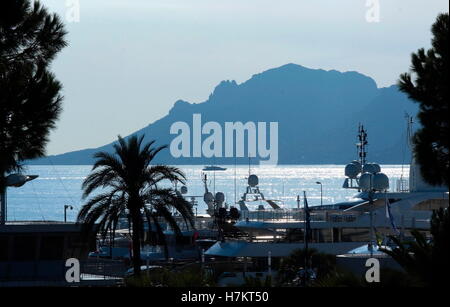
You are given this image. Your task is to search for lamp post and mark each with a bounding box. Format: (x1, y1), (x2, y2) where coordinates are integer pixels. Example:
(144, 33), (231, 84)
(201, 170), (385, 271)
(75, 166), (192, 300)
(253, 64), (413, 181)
(315, 182), (323, 208)
(302, 191), (310, 287)
(64, 205), (73, 223)
(1, 174), (38, 225)
(368, 192), (374, 258)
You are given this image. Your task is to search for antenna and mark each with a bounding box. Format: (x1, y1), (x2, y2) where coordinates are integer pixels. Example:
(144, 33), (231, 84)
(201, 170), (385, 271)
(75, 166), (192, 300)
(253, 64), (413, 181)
(400, 113), (414, 183)
(202, 173), (209, 193)
(406, 113), (414, 150)
(357, 124), (368, 166)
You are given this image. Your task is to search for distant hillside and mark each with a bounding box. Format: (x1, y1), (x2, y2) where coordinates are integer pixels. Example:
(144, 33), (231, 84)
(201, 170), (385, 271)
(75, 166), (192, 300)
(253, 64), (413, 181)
(30, 64), (418, 165)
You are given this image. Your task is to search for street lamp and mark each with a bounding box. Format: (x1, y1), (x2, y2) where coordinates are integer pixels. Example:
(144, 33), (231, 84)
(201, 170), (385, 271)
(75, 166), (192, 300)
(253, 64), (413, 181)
(64, 205), (73, 223)
(315, 182), (323, 208)
(1, 174), (38, 225)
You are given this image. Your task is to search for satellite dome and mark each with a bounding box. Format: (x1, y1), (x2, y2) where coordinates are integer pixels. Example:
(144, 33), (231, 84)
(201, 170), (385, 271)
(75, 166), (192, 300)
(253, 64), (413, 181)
(372, 163), (381, 173)
(351, 160), (362, 167)
(362, 163), (380, 174)
(359, 172), (373, 191)
(345, 162), (361, 179)
(373, 172), (389, 191)
(215, 192), (225, 203)
(248, 174), (259, 187)
(180, 186), (188, 194)
(203, 192), (214, 203)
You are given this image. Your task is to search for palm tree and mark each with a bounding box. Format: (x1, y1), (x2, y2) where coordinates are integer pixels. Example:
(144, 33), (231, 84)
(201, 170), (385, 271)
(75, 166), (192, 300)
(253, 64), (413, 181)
(77, 135), (195, 276)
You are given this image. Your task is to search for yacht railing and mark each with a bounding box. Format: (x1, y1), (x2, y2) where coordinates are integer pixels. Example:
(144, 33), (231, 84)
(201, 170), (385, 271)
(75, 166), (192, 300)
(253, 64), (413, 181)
(239, 209), (357, 223)
(396, 178), (410, 193)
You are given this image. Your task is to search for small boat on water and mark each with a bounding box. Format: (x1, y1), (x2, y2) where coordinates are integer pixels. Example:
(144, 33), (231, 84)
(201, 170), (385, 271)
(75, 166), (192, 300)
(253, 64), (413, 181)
(202, 165), (227, 171)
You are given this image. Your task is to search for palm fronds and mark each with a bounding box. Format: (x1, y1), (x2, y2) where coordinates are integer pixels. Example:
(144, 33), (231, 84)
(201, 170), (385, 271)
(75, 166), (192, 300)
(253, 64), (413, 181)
(77, 135), (195, 276)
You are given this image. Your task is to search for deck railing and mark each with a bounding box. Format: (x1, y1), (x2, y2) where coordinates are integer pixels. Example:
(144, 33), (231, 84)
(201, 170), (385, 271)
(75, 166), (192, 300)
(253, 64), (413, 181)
(239, 209), (357, 223)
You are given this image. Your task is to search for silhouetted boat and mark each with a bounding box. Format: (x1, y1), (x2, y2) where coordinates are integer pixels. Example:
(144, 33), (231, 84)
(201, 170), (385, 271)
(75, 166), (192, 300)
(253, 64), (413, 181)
(202, 165), (227, 171)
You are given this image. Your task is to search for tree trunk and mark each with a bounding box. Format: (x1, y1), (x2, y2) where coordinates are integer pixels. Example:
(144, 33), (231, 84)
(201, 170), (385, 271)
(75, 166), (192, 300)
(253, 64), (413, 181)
(0, 174), (6, 225)
(130, 209), (142, 276)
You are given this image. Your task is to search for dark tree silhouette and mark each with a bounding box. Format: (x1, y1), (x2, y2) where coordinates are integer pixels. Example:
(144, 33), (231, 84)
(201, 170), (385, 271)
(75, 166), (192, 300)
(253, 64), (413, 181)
(77, 135), (195, 276)
(381, 208), (449, 286)
(0, 0), (67, 221)
(398, 13), (449, 187)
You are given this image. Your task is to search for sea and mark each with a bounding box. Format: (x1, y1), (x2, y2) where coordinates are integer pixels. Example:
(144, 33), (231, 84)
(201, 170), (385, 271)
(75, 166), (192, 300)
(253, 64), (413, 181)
(6, 165), (409, 222)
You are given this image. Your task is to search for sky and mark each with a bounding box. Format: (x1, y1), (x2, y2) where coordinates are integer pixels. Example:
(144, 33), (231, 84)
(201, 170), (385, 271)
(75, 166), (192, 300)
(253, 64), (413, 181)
(41, 0), (449, 155)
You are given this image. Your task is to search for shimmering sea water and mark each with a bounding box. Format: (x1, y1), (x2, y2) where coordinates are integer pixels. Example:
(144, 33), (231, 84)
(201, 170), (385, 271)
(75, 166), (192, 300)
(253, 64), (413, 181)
(6, 165), (409, 222)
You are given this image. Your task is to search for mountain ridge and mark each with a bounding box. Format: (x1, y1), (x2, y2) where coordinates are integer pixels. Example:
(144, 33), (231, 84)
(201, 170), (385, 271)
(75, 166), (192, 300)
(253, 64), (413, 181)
(29, 64), (418, 165)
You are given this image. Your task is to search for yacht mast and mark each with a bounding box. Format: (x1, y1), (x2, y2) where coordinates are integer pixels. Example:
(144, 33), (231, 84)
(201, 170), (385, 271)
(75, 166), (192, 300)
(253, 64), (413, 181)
(357, 124), (368, 167)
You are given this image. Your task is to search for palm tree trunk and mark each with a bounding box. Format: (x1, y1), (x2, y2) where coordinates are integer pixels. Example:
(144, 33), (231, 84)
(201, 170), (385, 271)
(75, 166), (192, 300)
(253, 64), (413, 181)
(130, 209), (142, 276)
(151, 215), (169, 260)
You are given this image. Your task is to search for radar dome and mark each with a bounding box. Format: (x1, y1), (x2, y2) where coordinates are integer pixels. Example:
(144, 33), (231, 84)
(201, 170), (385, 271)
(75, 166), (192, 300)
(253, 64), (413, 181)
(362, 163), (381, 174)
(351, 160), (362, 168)
(215, 192), (225, 203)
(345, 162), (361, 179)
(248, 175), (259, 187)
(180, 186), (188, 194)
(372, 163), (381, 173)
(373, 173), (389, 191)
(359, 172), (373, 191)
(203, 192), (214, 203)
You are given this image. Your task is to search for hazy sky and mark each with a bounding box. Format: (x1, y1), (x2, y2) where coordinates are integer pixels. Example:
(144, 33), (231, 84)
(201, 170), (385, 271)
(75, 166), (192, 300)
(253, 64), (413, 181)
(41, 0), (448, 155)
